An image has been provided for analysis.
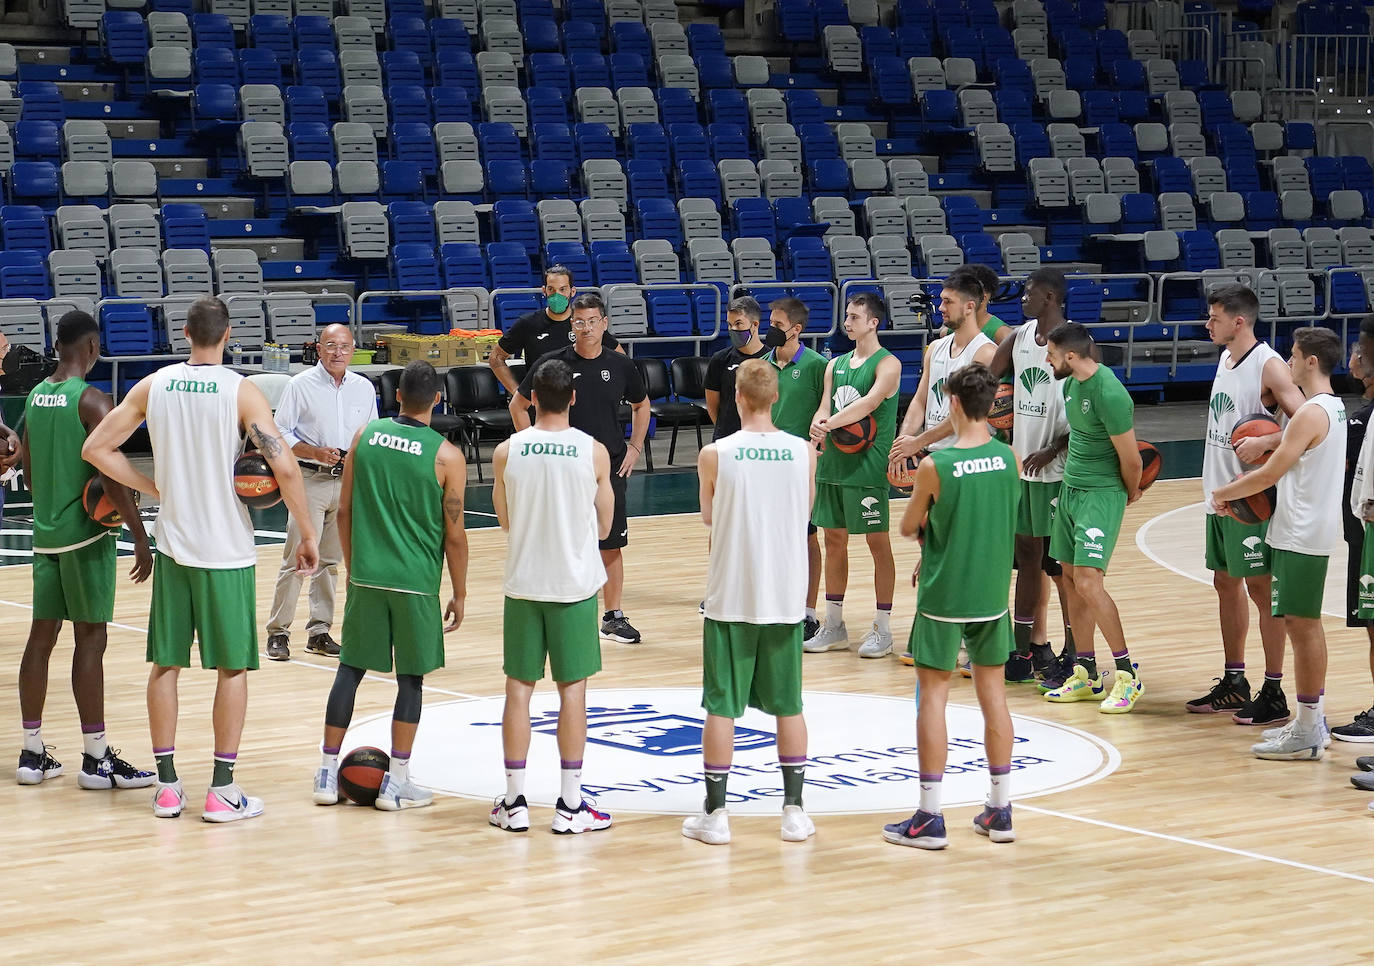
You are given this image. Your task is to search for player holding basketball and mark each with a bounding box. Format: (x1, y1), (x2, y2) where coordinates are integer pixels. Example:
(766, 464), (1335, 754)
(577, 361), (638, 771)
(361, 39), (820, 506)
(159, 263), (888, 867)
(312, 361), (469, 811)
(1193, 284), (1304, 723)
(83, 296), (319, 821)
(490, 358), (616, 834)
(1040, 322), (1145, 713)
(1213, 327), (1347, 760)
(882, 363), (1019, 849)
(805, 293), (902, 658)
(17, 310), (154, 789)
(686, 359), (816, 845)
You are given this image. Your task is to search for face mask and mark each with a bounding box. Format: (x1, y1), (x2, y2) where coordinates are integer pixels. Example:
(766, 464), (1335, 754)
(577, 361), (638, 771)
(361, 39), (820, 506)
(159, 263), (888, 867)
(764, 326), (789, 348)
(729, 328), (754, 348)
(547, 293), (570, 314)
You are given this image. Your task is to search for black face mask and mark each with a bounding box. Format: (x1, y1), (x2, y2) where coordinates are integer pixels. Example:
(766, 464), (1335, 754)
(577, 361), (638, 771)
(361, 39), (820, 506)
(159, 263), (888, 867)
(764, 326), (789, 348)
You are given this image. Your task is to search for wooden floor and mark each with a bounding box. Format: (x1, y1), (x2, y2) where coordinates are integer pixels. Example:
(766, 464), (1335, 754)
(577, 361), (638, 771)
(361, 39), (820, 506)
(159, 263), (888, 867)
(3, 477), (1374, 964)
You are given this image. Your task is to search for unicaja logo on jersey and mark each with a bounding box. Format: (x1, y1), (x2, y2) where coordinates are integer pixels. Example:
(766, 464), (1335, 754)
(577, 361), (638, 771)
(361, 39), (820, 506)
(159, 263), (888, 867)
(1019, 367), (1050, 395)
(1361, 575), (1374, 606)
(1209, 392), (1236, 423)
(1242, 536), (1265, 567)
(860, 496), (881, 522)
(367, 431), (423, 455)
(931, 378), (946, 406)
(833, 385), (861, 410)
(1207, 393), (1237, 447)
(166, 378), (219, 394)
(1083, 526), (1105, 558)
(30, 393), (69, 408)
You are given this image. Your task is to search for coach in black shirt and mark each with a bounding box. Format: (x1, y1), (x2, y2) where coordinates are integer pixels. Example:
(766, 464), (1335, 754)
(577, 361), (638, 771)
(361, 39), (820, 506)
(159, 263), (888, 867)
(489, 265), (622, 394)
(704, 294), (768, 440)
(512, 293), (650, 645)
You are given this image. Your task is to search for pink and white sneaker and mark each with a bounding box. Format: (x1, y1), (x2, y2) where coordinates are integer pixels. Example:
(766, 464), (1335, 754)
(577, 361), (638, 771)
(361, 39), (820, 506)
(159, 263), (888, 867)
(551, 797), (612, 834)
(202, 783), (265, 823)
(152, 780), (186, 819)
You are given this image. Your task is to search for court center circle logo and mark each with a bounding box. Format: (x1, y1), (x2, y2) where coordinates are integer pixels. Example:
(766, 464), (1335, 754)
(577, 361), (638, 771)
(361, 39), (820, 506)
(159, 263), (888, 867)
(346, 689), (1119, 815)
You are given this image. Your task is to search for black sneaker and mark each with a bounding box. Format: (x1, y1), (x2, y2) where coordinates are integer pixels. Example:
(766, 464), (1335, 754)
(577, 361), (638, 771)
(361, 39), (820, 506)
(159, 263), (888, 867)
(803, 615), (821, 641)
(77, 748), (156, 789)
(1185, 675), (1251, 714)
(1029, 643), (1056, 681)
(600, 611), (641, 644)
(266, 633), (290, 661)
(1037, 651), (1076, 693)
(16, 747), (62, 785)
(306, 632), (340, 657)
(1004, 652), (1036, 683)
(1231, 681), (1291, 726)
(1332, 707), (1374, 743)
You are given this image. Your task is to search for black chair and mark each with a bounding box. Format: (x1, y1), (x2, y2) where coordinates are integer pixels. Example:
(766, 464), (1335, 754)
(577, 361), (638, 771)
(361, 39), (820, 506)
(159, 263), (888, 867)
(668, 355), (714, 460)
(446, 365), (515, 481)
(638, 357), (709, 466)
(377, 367), (465, 442)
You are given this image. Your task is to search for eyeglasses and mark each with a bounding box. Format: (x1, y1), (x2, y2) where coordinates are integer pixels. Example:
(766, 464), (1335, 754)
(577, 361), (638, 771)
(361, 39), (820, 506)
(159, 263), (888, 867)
(570, 317), (604, 329)
(321, 341), (355, 354)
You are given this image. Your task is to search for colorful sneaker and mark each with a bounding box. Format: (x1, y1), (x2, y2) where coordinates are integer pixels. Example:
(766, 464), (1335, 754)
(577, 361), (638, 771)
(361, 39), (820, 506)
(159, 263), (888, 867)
(77, 748), (156, 789)
(958, 644), (972, 678)
(802, 620), (849, 653)
(1100, 667), (1144, 714)
(882, 809), (947, 849)
(1037, 651), (1077, 692)
(312, 766), (339, 805)
(600, 612), (642, 644)
(781, 804), (815, 842)
(374, 774), (434, 811)
(490, 795), (530, 832)
(681, 807), (731, 845)
(1186, 675), (1250, 714)
(202, 783), (266, 822)
(1004, 652), (1036, 684)
(857, 623), (894, 659)
(1332, 707), (1374, 743)
(1234, 682), (1292, 727)
(152, 780), (186, 819)
(972, 804), (1015, 843)
(16, 747), (63, 785)
(1043, 664), (1105, 703)
(1251, 722), (1324, 760)
(899, 646), (914, 667)
(803, 615), (821, 641)
(1263, 717), (1330, 748)
(552, 796), (612, 834)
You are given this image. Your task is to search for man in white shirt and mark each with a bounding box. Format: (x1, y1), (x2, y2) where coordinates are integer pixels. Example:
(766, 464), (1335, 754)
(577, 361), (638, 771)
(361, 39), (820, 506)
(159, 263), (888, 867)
(265, 324), (379, 661)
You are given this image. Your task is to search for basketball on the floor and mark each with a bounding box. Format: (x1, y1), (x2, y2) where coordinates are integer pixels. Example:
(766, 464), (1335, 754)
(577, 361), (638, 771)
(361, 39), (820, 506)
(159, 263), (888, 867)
(1227, 476), (1279, 524)
(339, 746), (390, 806)
(887, 455), (921, 491)
(1138, 441), (1163, 491)
(830, 414), (878, 454)
(233, 452), (281, 509)
(1230, 412), (1282, 465)
(987, 383), (1015, 430)
(82, 476), (138, 527)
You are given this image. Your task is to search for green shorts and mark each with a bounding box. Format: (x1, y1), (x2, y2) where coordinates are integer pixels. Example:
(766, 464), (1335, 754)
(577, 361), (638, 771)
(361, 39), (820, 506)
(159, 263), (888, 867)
(1358, 523), (1374, 621)
(341, 583), (445, 676)
(147, 554), (257, 671)
(812, 482), (889, 534)
(1049, 485), (1126, 571)
(1270, 548), (1329, 620)
(1017, 478), (1062, 538)
(503, 595), (601, 683)
(33, 534), (116, 624)
(1205, 513), (1272, 577)
(701, 618), (803, 718)
(911, 612), (1012, 672)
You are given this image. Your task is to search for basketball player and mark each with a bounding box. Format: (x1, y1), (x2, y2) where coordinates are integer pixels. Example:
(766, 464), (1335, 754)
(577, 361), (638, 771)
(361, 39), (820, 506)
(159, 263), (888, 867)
(882, 363), (1018, 849)
(804, 293), (902, 658)
(936, 264), (1011, 344)
(686, 360), (816, 845)
(83, 296), (319, 821)
(1193, 284), (1304, 723)
(1040, 322), (1145, 713)
(312, 361), (469, 811)
(1339, 316), (1374, 753)
(17, 310), (154, 789)
(703, 295), (768, 440)
(490, 358), (616, 834)
(1213, 327), (1346, 760)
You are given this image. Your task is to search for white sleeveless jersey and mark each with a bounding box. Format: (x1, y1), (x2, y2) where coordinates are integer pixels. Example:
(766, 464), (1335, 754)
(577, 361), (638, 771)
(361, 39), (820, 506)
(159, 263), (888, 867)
(502, 426), (607, 602)
(1202, 342), (1283, 507)
(923, 330), (994, 451)
(1267, 394), (1347, 555)
(146, 363), (256, 569)
(1010, 320), (1069, 482)
(1354, 410), (1374, 519)
(704, 431), (810, 624)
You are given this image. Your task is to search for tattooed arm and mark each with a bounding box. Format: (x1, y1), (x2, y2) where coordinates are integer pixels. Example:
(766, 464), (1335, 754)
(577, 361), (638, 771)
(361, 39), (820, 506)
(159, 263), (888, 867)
(240, 380), (318, 574)
(438, 438), (469, 631)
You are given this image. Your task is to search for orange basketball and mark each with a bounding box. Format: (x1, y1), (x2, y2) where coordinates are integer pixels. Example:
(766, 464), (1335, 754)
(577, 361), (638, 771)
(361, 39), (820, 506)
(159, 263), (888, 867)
(82, 476), (138, 527)
(987, 383), (1015, 430)
(830, 414), (878, 454)
(233, 452), (281, 509)
(1227, 473), (1278, 524)
(1138, 440), (1163, 491)
(1230, 412), (1281, 466)
(888, 455), (921, 491)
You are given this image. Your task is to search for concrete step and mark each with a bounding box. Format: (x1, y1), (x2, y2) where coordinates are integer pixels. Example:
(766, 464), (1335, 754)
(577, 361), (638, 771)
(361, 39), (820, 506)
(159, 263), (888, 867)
(215, 237), (308, 261)
(266, 279), (357, 300)
(102, 119), (162, 140)
(933, 188), (994, 208)
(985, 225), (1048, 246)
(55, 80), (116, 101)
(163, 197), (257, 219)
(16, 45), (72, 66)
(141, 157), (210, 179)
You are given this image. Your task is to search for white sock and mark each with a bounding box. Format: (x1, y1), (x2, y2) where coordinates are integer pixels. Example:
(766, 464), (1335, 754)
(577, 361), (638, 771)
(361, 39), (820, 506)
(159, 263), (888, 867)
(919, 776), (942, 814)
(389, 755), (410, 785)
(989, 770), (1011, 808)
(82, 730), (108, 759)
(1296, 698), (1321, 732)
(320, 751), (338, 773)
(826, 598), (843, 626)
(22, 724), (42, 754)
(805, 606), (816, 621)
(505, 763), (525, 803)
(874, 608), (891, 636)
(560, 762), (583, 808)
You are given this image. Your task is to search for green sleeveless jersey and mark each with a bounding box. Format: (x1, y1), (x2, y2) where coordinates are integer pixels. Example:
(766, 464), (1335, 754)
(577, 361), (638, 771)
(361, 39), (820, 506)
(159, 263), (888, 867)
(348, 417), (445, 595)
(917, 439), (1020, 620)
(817, 347), (898, 487)
(26, 377), (105, 553)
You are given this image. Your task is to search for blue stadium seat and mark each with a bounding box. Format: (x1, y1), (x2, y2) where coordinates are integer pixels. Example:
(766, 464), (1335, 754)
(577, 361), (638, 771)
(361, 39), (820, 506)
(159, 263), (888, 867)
(286, 86), (329, 126)
(707, 89), (747, 128)
(658, 88), (699, 127)
(785, 90), (826, 126)
(238, 49), (283, 87)
(293, 15), (334, 51)
(431, 18), (472, 57)
(994, 90), (1033, 125)
(636, 197), (682, 248)
(534, 123), (576, 162)
(1097, 122), (1137, 161)
(527, 88), (568, 127)
(610, 53), (649, 90)
(530, 53), (572, 102)
(388, 86), (432, 126)
(17, 82), (64, 122)
(101, 303), (157, 355)
(524, 17), (561, 54)
(612, 22), (651, 61)
(590, 240), (637, 285)
(296, 49), (342, 102)
(1081, 91), (1119, 126)
(1012, 123), (1050, 165)
(696, 54), (734, 90)
(442, 242), (488, 288)
(1109, 59), (1146, 90)
(1343, 156), (1374, 192)
(872, 56), (913, 105)
(562, 22), (602, 57)
(382, 50), (425, 88)
(432, 87), (474, 124)
(531, 159), (572, 196)
(1178, 229), (1221, 271)
(776, 0), (816, 42)
(1, 205), (51, 254)
(14, 120), (59, 161)
(626, 159), (669, 207)
(1116, 90), (1149, 123)
(570, 52), (610, 90)
(1119, 193), (1157, 232)
(995, 58), (1033, 95)
(479, 122), (523, 161)
(1151, 157), (1192, 194)
(192, 13), (236, 49)
(438, 52), (479, 94)
(1095, 30), (1129, 68)
(708, 123), (750, 162)
(161, 203), (210, 251)
(1306, 156), (1343, 202)
(1064, 56), (1096, 90)
(388, 201), (437, 247)
(544, 241), (592, 284)
(388, 16), (433, 71)
(250, 16), (294, 64)
(101, 11), (149, 67)
(895, 25), (933, 58)
(1243, 191), (1279, 231)
(799, 123), (840, 163)
(194, 48), (239, 86)
(492, 202), (540, 250)
(575, 122), (618, 162)
(7, 162), (58, 209)
(687, 23), (727, 58)
(808, 158), (849, 193)
(288, 121), (334, 162)
(668, 123), (709, 164)
(486, 160), (530, 199)
(390, 123), (437, 175)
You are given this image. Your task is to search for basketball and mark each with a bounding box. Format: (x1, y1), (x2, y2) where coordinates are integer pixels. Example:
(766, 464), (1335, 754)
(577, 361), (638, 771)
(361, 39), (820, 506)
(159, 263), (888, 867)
(81, 476), (138, 527)
(1227, 475), (1278, 524)
(1138, 441), (1163, 491)
(887, 455), (921, 491)
(830, 414), (878, 454)
(987, 383), (1015, 430)
(233, 452), (281, 509)
(1230, 412), (1282, 466)
(339, 746), (390, 805)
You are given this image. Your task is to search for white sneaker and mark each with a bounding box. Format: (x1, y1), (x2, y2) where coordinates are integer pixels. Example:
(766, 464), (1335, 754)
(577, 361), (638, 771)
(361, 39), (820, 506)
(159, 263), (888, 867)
(490, 794), (530, 831)
(682, 807), (731, 845)
(857, 623), (894, 659)
(1251, 722), (1325, 760)
(202, 783), (265, 823)
(781, 804), (815, 842)
(1263, 717), (1332, 748)
(802, 620), (849, 653)
(312, 766), (339, 805)
(374, 774), (434, 810)
(152, 779), (185, 819)
(552, 796), (612, 834)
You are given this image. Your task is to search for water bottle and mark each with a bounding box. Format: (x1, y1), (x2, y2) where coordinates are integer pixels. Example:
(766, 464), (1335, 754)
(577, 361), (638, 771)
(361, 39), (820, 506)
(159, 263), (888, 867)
(229, 340), (243, 367)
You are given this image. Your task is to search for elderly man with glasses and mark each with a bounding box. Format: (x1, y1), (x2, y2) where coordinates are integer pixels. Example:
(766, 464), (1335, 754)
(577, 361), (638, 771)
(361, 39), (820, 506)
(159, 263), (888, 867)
(265, 324), (379, 661)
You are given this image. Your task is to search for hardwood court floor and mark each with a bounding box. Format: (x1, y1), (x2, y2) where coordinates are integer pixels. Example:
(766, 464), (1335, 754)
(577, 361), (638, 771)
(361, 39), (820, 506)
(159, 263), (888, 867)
(2, 478), (1373, 964)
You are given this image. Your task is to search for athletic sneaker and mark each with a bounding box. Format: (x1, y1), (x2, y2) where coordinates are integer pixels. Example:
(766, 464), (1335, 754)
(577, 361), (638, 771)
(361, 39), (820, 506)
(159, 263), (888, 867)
(899, 646), (914, 667)
(490, 794), (530, 832)
(202, 783), (266, 822)
(374, 774), (434, 811)
(972, 804), (1015, 843)
(681, 807), (730, 845)
(1037, 651), (1077, 692)
(803, 615), (821, 641)
(958, 645), (971, 678)
(266, 634), (290, 661)
(306, 632), (340, 657)
(1043, 664), (1105, 703)
(1350, 772), (1374, 792)
(1186, 675), (1251, 714)
(600, 611), (642, 644)
(1004, 652), (1036, 684)
(1356, 755), (1374, 771)
(77, 748), (156, 789)
(1251, 722), (1324, 760)
(1263, 717), (1331, 748)
(1332, 707), (1374, 743)
(1029, 644), (1056, 682)
(152, 780), (186, 818)
(781, 804), (815, 843)
(882, 809), (947, 849)
(552, 796), (612, 834)
(1232, 681), (1291, 726)
(16, 747), (63, 785)
(802, 620), (849, 653)
(312, 767), (339, 805)
(857, 623), (894, 659)
(1100, 668), (1144, 714)
(698, 600), (705, 617)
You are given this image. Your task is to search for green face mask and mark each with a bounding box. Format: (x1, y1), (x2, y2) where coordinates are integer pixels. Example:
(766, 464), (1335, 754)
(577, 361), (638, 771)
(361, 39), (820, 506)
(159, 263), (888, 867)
(547, 293), (570, 314)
